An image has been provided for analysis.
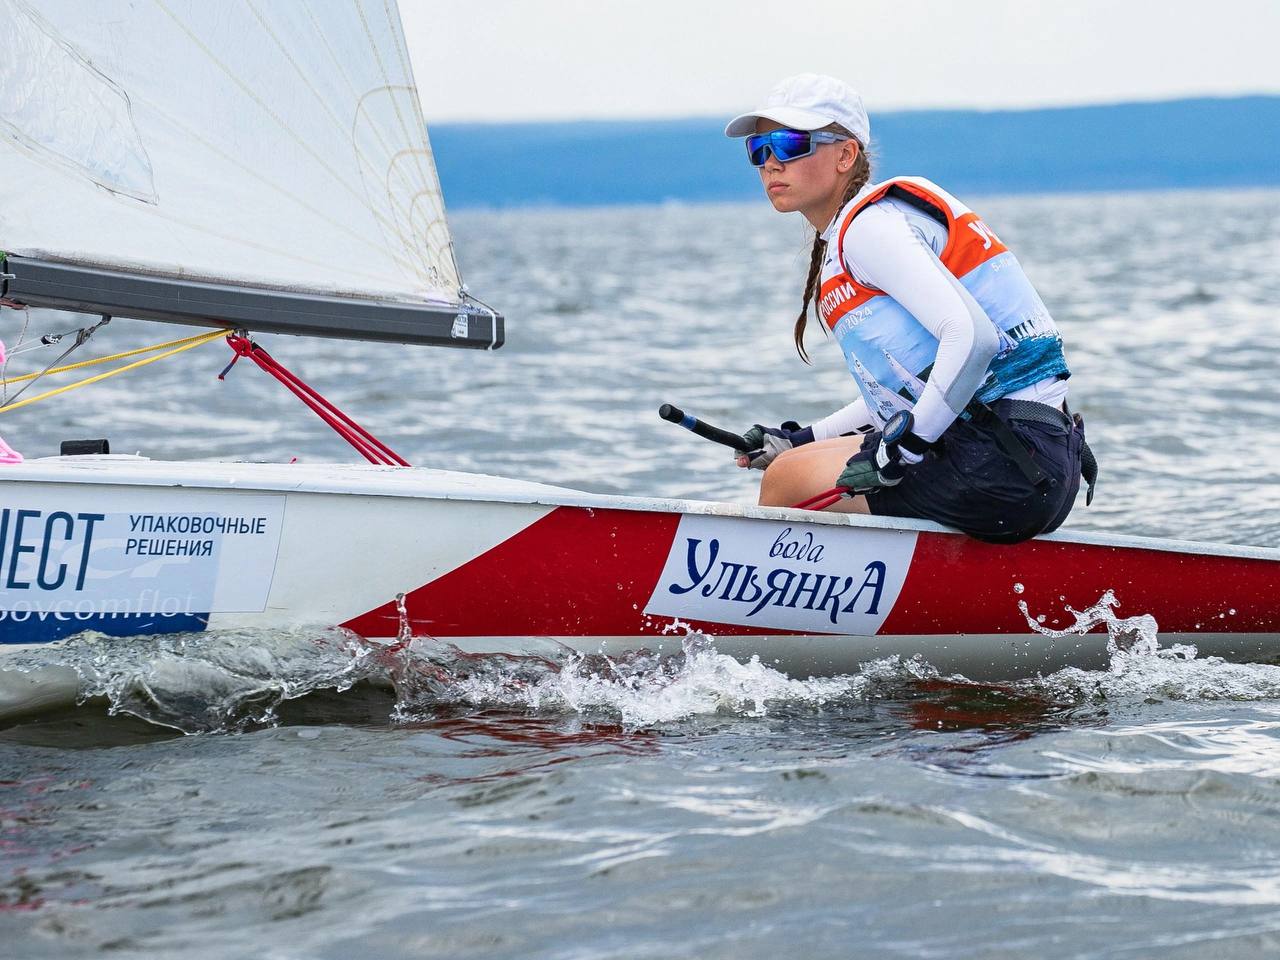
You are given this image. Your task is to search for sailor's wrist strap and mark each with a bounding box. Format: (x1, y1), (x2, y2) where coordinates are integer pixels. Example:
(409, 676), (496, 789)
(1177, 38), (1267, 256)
(897, 430), (934, 457)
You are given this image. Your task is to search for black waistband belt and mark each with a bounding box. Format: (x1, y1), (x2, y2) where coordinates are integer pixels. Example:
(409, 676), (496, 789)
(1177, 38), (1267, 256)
(989, 398), (1073, 431)
(962, 398), (1099, 504)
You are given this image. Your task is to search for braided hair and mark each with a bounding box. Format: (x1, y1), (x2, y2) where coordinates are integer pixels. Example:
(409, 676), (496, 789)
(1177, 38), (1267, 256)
(794, 129), (872, 363)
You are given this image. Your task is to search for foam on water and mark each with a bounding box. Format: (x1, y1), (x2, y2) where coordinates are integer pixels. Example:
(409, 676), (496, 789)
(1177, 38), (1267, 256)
(4, 593), (1280, 734)
(5, 628), (378, 733)
(334, 589), (1280, 724)
(1018, 589), (1280, 704)
(2, 621), (938, 733)
(384, 632), (942, 728)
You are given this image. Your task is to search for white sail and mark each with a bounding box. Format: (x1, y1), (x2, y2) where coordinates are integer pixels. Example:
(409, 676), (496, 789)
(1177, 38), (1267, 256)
(0, 0), (460, 307)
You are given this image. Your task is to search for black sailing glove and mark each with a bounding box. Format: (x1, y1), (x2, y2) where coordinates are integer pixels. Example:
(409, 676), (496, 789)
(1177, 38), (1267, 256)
(739, 421), (815, 470)
(836, 411), (926, 494)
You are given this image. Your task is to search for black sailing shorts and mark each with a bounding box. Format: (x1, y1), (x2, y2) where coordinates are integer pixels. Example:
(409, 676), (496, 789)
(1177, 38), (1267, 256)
(865, 402), (1085, 545)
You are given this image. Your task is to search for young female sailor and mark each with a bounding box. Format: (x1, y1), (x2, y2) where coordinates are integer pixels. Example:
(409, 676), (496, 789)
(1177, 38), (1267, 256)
(728, 74), (1093, 545)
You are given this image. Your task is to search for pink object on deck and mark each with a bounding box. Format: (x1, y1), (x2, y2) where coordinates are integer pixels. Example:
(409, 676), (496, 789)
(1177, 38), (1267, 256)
(0, 339), (21, 462)
(0, 436), (20, 464)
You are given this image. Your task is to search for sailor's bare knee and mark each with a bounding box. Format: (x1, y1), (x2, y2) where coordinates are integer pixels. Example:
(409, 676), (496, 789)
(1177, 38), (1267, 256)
(757, 459), (796, 506)
(772, 445), (806, 466)
(758, 456), (813, 507)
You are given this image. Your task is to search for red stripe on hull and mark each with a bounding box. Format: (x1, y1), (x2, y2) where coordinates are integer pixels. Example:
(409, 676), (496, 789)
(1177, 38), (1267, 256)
(881, 532), (1280, 635)
(341, 506), (800, 640)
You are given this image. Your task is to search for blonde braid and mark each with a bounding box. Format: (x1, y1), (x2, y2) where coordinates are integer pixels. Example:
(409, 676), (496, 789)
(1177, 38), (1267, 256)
(793, 137), (872, 363)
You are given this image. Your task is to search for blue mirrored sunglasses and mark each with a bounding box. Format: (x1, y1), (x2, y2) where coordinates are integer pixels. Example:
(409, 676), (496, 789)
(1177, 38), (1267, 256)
(745, 129), (849, 167)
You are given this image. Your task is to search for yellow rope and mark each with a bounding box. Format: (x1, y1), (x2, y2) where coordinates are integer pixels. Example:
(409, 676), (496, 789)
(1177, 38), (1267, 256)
(0, 329), (227, 415)
(0, 329), (227, 385)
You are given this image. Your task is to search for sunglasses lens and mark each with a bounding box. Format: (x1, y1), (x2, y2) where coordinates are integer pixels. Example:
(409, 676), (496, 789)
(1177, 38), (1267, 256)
(771, 130), (812, 161)
(745, 130), (814, 166)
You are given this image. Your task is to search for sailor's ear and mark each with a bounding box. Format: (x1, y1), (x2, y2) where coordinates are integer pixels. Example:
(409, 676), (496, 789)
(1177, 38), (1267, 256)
(839, 139), (859, 172)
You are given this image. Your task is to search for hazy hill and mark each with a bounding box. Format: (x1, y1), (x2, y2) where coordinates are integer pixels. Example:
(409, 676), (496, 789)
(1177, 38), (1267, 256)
(431, 96), (1280, 208)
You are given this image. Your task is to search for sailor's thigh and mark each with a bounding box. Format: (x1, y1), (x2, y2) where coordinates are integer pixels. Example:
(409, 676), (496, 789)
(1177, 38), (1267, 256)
(758, 437), (871, 514)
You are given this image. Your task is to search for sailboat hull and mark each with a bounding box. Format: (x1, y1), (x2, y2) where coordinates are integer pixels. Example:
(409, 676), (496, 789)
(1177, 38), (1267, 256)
(1, 458), (1277, 689)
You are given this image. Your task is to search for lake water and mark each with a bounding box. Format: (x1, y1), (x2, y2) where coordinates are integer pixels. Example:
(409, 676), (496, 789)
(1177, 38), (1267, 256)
(3, 189), (1280, 958)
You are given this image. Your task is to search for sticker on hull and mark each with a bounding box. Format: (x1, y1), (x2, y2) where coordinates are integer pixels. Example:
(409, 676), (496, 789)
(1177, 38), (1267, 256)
(645, 515), (918, 636)
(0, 490), (285, 644)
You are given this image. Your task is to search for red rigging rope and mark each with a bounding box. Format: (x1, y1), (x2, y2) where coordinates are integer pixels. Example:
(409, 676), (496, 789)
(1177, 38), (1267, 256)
(792, 487), (848, 511)
(220, 335), (409, 467)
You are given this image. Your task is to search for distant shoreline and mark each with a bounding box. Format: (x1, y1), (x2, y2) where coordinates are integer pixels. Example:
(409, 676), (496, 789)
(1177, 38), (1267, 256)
(432, 96), (1280, 209)
(443, 183), (1280, 217)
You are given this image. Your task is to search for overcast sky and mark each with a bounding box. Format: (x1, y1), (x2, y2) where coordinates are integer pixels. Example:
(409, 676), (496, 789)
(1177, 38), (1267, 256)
(402, 0), (1280, 123)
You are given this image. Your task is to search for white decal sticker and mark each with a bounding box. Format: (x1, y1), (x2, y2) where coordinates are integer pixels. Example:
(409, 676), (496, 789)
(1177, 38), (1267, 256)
(0, 490), (285, 623)
(645, 515), (917, 635)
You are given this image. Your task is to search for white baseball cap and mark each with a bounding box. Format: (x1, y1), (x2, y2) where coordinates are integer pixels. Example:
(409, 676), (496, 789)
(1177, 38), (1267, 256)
(725, 74), (870, 145)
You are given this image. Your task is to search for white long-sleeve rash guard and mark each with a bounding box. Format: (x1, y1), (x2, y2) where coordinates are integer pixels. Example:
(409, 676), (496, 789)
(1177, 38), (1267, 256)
(810, 194), (1067, 444)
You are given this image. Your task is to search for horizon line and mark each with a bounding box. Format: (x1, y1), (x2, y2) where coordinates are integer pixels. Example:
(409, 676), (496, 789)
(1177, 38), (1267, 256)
(427, 91), (1280, 128)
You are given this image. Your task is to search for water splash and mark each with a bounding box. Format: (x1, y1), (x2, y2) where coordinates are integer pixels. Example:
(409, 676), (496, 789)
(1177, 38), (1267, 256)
(1020, 589), (1163, 661)
(1016, 590), (1280, 704)
(5, 628), (378, 733)
(3, 621), (941, 733)
(395, 592), (413, 645)
(8, 587), (1280, 734)
(384, 629), (938, 728)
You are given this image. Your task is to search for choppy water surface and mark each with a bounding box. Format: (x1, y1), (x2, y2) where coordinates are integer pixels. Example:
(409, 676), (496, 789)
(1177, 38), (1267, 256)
(3, 189), (1280, 957)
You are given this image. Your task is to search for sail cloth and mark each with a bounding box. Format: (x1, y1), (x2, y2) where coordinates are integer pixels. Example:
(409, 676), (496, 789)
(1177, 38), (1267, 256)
(0, 0), (498, 346)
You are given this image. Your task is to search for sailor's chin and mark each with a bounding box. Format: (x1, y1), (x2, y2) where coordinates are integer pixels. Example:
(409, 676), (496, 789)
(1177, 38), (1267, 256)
(766, 190), (798, 213)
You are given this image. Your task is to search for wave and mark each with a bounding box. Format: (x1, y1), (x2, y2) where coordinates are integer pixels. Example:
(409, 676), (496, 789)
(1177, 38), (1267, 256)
(5, 590), (1280, 735)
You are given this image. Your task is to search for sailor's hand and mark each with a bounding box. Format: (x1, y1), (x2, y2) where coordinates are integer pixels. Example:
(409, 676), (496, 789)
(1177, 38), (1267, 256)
(737, 421), (813, 469)
(836, 414), (924, 494)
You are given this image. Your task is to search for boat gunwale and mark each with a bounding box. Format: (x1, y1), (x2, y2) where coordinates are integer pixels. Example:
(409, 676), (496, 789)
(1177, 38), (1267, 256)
(3, 457), (1278, 564)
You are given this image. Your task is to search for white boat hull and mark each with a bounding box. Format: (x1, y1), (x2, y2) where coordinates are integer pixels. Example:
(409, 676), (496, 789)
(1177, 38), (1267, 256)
(2, 456), (1277, 718)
